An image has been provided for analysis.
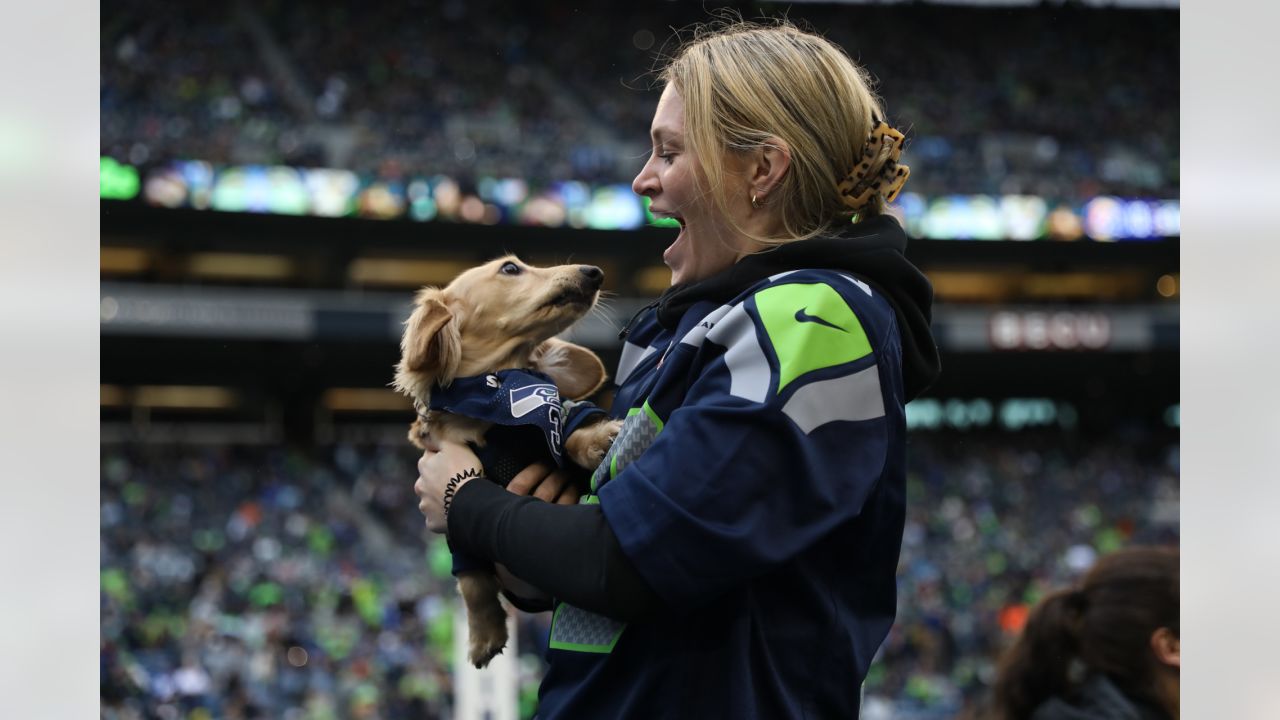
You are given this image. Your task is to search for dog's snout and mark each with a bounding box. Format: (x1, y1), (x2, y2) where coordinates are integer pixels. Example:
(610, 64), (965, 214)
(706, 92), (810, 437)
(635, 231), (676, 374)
(578, 265), (604, 286)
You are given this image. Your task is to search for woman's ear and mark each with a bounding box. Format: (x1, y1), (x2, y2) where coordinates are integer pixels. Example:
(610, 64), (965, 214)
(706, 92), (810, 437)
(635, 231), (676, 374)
(533, 338), (607, 400)
(1151, 626), (1180, 668)
(751, 136), (792, 199)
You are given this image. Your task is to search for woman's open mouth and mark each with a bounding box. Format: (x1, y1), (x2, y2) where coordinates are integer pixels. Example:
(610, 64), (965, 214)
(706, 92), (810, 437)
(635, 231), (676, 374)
(661, 216), (687, 268)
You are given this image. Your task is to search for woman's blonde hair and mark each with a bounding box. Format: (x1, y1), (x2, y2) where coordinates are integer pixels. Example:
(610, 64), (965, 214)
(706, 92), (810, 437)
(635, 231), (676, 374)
(659, 18), (893, 245)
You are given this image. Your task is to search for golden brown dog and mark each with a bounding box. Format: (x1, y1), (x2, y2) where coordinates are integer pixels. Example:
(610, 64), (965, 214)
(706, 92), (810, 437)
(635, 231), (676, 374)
(394, 255), (621, 667)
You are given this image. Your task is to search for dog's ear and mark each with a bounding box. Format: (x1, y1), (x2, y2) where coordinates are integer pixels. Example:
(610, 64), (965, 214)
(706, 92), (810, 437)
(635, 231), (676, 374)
(533, 338), (607, 400)
(402, 291), (461, 385)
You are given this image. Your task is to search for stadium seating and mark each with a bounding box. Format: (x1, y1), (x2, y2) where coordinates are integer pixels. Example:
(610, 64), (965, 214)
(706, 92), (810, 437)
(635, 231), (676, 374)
(100, 431), (1179, 718)
(100, 1), (1177, 202)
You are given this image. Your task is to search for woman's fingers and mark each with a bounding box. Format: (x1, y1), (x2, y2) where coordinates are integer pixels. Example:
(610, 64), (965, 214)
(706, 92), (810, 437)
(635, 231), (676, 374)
(416, 447), (436, 478)
(507, 462), (581, 504)
(507, 462), (553, 496)
(414, 449), (434, 507)
(531, 470), (569, 503)
(555, 483), (583, 505)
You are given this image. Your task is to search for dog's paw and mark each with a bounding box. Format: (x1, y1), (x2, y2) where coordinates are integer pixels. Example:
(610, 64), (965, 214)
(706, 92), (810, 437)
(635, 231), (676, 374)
(407, 416), (430, 451)
(566, 418), (623, 470)
(468, 618), (509, 668)
(458, 572), (510, 668)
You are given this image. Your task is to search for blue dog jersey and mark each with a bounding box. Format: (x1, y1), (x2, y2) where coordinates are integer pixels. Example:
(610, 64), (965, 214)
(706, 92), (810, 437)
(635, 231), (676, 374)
(428, 369), (605, 575)
(535, 269), (909, 719)
(430, 369), (582, 469)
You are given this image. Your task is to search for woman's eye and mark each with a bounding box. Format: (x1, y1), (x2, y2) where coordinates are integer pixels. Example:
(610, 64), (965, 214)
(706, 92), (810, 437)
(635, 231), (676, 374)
(500, 262), (522, 276)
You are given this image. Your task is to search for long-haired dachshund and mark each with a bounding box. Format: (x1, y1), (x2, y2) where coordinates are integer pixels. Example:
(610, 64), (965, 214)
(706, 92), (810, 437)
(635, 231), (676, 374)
(394, 255), (620, 667)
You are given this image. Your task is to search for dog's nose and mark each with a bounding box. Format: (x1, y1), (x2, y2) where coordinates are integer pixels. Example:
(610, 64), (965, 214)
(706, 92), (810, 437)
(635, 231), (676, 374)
(579, 265), (604, 285)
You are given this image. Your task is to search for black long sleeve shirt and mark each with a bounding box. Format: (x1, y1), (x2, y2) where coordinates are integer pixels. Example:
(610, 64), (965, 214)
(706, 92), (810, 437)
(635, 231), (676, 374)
(446, 479), (663, 621)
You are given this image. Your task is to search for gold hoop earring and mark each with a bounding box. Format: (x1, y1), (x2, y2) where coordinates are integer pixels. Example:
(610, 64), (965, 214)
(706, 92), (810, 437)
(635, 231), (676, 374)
(751, 193), (762, 208)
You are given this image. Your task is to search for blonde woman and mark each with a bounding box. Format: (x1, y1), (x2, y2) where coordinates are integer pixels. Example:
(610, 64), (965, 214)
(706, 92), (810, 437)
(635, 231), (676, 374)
(416, 19), (940, 718)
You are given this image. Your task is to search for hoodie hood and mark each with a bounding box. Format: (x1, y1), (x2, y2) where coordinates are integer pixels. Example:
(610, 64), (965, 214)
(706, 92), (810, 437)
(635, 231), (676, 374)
(1029, 674), (1169, 720)
(654, 215), (940, 401)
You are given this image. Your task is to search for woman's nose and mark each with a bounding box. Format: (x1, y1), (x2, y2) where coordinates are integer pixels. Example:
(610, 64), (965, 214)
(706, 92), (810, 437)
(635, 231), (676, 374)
(632, 160), (658, 198)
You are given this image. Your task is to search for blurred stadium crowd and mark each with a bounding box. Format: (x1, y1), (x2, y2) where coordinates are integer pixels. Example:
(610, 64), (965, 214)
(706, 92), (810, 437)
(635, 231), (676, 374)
(100, 0), (1177, 202)
(100, 431), (1179, 719)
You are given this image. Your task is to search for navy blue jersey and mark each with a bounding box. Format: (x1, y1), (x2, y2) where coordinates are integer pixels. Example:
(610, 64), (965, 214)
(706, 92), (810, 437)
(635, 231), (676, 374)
(428, 369), (605, 576)
(535, 269), (908, 719)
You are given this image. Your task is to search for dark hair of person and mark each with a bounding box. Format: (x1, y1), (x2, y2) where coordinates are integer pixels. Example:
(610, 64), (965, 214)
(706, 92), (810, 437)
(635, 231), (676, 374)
(992, 545), (1179, 720)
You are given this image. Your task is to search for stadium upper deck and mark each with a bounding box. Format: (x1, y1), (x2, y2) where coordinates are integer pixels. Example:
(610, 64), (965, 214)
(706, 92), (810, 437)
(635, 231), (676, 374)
(102, 0), (1178, 202)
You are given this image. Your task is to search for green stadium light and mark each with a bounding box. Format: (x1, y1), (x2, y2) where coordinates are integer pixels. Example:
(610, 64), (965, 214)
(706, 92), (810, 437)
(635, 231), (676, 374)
(643, 195), (681, 228)
(100, 157), (140, 200)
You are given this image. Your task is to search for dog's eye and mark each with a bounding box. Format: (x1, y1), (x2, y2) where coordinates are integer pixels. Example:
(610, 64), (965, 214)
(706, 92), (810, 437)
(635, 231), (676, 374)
(499, 262), (522, 276)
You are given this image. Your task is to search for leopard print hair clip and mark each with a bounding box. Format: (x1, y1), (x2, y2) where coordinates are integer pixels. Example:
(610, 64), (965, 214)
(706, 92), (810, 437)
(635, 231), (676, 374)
(837, 120), (911, 213)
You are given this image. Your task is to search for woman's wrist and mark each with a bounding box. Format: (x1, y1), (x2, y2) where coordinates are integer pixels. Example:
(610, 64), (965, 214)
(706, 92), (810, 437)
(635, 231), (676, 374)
(442, 467), (483, 528)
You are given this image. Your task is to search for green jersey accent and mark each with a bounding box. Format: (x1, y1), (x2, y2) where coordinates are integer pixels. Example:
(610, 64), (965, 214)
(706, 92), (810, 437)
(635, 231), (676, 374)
(593, 404), (658, 492)
(564, 398), (667, 654)
(548, 602), (626, 653)
(753, 282), (873, 393)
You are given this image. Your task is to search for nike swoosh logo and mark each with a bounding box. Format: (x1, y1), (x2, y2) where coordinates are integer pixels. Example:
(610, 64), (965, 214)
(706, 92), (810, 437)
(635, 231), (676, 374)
(794, 307), (846, 331)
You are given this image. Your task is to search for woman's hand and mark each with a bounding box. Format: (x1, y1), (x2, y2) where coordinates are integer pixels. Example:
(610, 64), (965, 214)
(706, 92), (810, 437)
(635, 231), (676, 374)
(507, 461), (581, 505)
(413, 438), (581, 532)
(414, 440), (483, 533)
